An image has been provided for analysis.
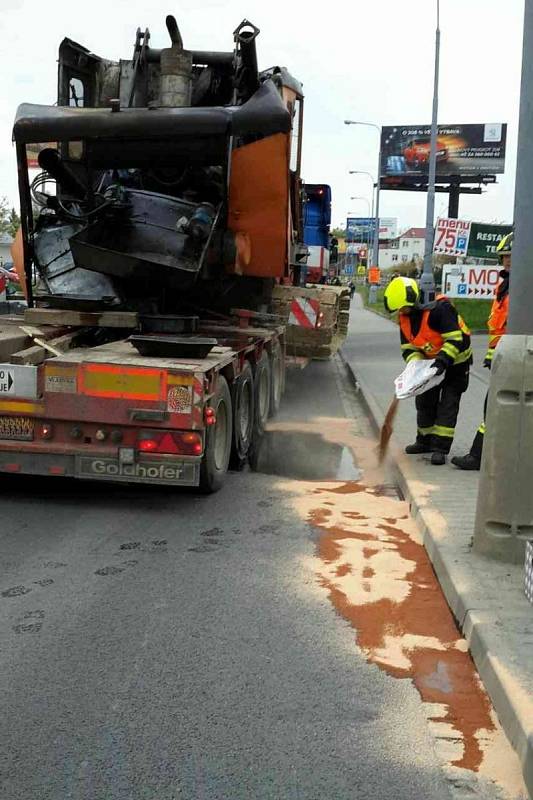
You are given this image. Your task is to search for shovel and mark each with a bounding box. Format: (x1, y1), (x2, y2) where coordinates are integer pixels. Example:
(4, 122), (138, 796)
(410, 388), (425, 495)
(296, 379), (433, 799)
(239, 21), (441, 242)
(378, 396), (399, 464)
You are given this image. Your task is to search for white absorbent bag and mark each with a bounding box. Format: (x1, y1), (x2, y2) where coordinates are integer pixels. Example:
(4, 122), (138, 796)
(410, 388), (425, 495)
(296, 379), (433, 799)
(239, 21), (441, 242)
(394, 359), (445, 400)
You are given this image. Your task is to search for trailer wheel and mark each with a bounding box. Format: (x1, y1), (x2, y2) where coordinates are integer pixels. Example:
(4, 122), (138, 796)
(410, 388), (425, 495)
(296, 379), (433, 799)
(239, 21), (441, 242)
(248, 351), (271, 471)
(199, 375), (233, 493)
(230, 360), (254, 469)
(269, 340), (284, 417)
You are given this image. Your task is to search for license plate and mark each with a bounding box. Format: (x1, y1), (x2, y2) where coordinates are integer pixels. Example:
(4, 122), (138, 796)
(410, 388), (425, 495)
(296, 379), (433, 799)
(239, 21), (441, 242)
(0, 416), (34, 441)
(76, 456), (199, 486)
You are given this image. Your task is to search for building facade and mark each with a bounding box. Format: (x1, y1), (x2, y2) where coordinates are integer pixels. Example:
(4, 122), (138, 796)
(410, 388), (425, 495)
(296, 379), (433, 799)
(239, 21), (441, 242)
(379, 227), (425, 270)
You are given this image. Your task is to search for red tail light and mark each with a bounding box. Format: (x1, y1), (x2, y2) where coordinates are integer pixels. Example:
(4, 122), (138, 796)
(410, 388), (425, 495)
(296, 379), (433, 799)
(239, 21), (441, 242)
(139, 438), (159, 452)
(137, 431), (203, 456)
(205, 407), (217, 426)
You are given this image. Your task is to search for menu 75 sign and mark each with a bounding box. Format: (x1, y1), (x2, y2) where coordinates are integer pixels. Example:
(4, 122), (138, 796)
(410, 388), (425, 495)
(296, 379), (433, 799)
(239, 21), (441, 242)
(433, 217), (472, 257)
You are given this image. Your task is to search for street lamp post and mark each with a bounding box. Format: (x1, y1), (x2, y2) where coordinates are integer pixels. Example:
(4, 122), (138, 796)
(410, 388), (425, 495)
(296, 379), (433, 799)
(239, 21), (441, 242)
(345, 122), (382, 270)
(349, 196), (370, 215)
(349, 170), (376, 224)
(420, 0), (441, 303)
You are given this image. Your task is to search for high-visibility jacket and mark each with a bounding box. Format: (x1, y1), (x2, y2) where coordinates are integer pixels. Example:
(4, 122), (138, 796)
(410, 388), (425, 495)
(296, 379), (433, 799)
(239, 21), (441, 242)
(485, 279), (509, 363)
(399, 299), (472, 367)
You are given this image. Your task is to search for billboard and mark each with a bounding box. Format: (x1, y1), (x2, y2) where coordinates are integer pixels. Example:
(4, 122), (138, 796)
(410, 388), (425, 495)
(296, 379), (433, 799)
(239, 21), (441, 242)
(380, 124), (507, 180)
(442, 265), (501, 299)
(379, 217), (398, 239)
(346, 217), (398, 241)
(434, 218), (472, 257)
(467, 222), (512, 259)
(433, 217), (512, 259)
(346, 217), (374, 242)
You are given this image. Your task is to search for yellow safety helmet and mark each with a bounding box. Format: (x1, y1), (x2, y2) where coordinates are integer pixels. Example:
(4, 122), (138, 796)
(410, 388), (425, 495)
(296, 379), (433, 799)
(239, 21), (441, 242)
(383, 276), (420, 313)
(496, 232), (513, 259)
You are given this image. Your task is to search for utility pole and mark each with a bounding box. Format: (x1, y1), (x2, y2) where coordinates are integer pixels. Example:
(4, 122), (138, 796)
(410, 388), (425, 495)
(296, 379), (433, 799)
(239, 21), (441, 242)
(373, 142), (382, 271)
(473, 0), (533, 563)
(420, 0), (440, 303)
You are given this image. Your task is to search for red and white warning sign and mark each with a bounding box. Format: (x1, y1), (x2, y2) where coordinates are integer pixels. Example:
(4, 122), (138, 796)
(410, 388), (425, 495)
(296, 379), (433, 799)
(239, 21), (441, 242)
(433, 217), (472, 257)
(288, 298), (320, 328)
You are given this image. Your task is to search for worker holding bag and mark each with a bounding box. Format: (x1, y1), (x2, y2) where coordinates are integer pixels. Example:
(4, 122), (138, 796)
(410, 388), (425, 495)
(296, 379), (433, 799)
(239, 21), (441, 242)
(384, 277), (472, 465)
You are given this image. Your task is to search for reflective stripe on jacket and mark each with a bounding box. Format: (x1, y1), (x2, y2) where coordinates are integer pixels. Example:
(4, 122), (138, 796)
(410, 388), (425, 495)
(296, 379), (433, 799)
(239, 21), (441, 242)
(400, 304), (471, 365)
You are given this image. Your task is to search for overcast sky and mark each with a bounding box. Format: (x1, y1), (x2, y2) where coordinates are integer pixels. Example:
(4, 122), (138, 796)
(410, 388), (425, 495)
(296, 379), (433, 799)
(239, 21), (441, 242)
(0, 0), (525, 231)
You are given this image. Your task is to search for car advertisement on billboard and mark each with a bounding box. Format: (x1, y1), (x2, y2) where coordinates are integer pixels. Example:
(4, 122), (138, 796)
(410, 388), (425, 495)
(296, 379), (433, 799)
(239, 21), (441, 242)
(380, 124), (507, 180)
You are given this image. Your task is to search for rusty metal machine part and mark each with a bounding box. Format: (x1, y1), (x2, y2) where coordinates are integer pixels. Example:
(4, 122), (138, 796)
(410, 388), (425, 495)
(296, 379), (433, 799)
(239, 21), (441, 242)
(160, 15), (193, 108)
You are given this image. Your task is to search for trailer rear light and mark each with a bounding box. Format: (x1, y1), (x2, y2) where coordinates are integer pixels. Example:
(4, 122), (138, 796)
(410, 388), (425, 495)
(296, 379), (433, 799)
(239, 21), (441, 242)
(49, 466), (66, 476)
(181, 432), (203, 455)
(111, 430), (123, 444)
(138, 438), (159, 452)
(39, 423), (53, 440)
(95, 429), (108, 442)
(316, 311), (324, 329)
(2, 463), (21, 473)
(205, 407), (217, 426)
(137, 431), (203, 456)
(70, 426), (83, 440)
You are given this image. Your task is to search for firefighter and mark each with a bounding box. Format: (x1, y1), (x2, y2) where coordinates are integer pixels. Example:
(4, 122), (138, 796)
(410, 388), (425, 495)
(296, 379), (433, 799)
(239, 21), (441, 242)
(451, 232), (512, 470)
(384, 276), (472, 465)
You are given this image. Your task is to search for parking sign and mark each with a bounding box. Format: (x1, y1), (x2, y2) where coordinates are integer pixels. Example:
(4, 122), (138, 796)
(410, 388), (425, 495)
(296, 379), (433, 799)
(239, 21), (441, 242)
(434, 218), (472, 257)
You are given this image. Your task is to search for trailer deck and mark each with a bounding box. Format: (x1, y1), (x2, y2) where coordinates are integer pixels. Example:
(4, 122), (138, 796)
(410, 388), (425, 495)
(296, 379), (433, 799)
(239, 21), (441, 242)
(0, 315), (285, 491)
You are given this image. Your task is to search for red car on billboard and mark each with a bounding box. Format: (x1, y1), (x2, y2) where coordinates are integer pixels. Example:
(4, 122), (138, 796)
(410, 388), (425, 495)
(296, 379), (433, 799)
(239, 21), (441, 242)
(404, 137), (449, 168)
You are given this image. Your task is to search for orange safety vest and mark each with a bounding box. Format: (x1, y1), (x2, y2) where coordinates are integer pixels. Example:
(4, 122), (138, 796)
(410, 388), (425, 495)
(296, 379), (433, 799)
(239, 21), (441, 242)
(400, 303), (470, 359)
(488, 287), (509, 349)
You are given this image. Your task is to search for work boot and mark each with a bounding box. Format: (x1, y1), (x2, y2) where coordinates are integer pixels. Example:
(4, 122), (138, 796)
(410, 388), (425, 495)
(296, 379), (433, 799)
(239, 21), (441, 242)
(431, 451), (446, 466)
(405, 442), (432, 454)
(451, 453), (481, 471)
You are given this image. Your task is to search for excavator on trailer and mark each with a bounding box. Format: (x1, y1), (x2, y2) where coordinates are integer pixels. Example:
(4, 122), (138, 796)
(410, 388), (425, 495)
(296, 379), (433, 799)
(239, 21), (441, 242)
(1, 16), (350, 490)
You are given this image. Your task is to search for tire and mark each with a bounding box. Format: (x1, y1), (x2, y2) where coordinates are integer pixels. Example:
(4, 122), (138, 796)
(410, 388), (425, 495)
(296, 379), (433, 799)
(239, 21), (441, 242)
(199, 375), (233, 493)
(229, 360), (254, 469)
(248, 351), (271, 471)
(269, 340), (284, 417)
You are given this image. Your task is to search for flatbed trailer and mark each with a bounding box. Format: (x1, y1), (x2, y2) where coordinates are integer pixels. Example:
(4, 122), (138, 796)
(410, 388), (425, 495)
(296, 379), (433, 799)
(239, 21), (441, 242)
(0, 314), (284, 492)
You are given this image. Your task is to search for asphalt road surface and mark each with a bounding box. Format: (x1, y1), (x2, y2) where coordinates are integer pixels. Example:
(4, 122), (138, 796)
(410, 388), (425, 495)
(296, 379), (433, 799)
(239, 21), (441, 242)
(0, 357), (525, 800)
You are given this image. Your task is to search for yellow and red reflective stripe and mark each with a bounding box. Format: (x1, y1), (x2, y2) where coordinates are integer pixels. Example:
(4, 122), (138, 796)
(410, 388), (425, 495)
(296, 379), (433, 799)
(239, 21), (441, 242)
(79, 364), (166, 401)
(0, 400), (44, 414)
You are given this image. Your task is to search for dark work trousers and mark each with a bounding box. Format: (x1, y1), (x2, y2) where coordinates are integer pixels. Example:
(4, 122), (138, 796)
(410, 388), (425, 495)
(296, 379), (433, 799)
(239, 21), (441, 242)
(469, 392), (488, 460)
(415, 363), (470, 453)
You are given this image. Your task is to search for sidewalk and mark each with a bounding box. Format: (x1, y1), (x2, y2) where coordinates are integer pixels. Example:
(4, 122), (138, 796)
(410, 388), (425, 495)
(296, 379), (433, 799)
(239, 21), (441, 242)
(342, 295), (533, 797)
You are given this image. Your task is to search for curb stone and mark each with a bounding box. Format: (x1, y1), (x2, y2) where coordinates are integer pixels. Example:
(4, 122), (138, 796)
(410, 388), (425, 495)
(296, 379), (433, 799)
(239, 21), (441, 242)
(340, 348), (533, 798)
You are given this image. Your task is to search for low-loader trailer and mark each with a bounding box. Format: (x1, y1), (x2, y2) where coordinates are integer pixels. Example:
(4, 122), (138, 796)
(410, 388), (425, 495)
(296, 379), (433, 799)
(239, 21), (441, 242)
(2, 15), (348, 491)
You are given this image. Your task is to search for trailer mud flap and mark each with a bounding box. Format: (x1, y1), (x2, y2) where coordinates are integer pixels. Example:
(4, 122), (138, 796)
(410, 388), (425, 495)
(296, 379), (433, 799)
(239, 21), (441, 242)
(76, 455), (200, 486)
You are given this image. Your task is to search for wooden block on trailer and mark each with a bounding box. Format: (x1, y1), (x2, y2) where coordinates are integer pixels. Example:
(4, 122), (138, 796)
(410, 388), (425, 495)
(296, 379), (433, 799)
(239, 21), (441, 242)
(10, 333), (79, 365)
(24, 308), (139, 329)
(0, 332), (31, 361)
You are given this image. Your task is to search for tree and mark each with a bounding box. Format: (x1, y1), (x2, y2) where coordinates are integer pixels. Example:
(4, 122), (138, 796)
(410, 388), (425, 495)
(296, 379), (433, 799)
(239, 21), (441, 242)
(330, 227), (346, 239)
(0, 197), (20, 239)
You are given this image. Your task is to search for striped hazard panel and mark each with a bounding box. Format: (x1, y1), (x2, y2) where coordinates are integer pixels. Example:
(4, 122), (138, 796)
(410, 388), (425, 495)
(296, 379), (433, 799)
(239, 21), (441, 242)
(288, 297), (320, 328)
(80, 365), (165, 401)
